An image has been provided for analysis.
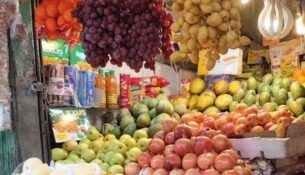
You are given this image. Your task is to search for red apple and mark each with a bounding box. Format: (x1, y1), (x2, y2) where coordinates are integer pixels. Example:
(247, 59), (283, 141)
(149, 138), (165, 155)
(163, 118), (179, 134)
(138, 152), (152, 167)
(264, 122), (274, 130)
(203, 117), (216, 129)
(164, 144), (175, 156)
(221, 122), (235, 136)
(181, 114), (194, 123)
(174, 124), (192, 140)
(165, 132), (175, 145)
(242, 106), (258, 116)
(251, 126), (264, 133)
(174, 138), (193, 158)
(192, 136), (213, 155)
(234, 103), (248, 113)
(151, 155), (165, 169)
(258, 112), (271, 125)
(164, 154), (182, 171)
(182, 153), (198, 170)
(246, 113), (260, 127)
(235, 117), (248, 125)
(234, 124), (248, 136)
(214, 117), (228, 130)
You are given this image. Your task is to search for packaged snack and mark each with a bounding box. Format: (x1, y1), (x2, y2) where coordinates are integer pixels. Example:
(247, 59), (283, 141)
(120, 74), (131, 108)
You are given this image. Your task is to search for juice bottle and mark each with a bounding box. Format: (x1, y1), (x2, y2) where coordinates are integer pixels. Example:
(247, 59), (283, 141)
(106, 70), (118, 108)
(94, 68), (106, 108)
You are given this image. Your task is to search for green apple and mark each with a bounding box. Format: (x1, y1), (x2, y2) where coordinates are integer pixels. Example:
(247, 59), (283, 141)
(137, 138), (151, 152)
(61, 159), (74, 164)
(108, 165), (124, 174)
(87, 126), (101, 141)
(74, 158), (86, 163)
(119, 135), (137, 150)
(90, 139), (103, 152)
(136, 113), (151, 128)
(124, 159), (130, 166)
(133, 129), (148, 141)
(67, 153), (79, 162)
(100, 141), (110, 153)
(104, 134), (117, 142)
(62, 140), (78, 152)
(120, 116), (135, 130)
(52, 148), (68, 161)
(111, 141), (127, 155)
(76, 143), (89, 155)
(109, 152), (125, 166)
(81, 149), (96, 162)
(99, 162), (110, 173)
(91, 159), (103, 165)
(103, 151), (115, 163)
(127, 147), (142, 162)
(96, 151), (105, 160)
(80, 138), (91, 145)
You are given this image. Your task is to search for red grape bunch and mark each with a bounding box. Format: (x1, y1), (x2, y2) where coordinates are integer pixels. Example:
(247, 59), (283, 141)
(73, 0), (173, 72)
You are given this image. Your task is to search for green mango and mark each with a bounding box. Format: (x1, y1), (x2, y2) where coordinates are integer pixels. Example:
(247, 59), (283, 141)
(280, 77), (292, 91)
(263, 102), (278, 112)
(287, 101), (304, 116)
(233, 89), (245, 102)
(290, 81), (305, 100)
(274, 88), (288, 105)
(262, 74), (273, 85)
(272, 76), (282, 86)
(244, 94), (256, 106)
(247, 77), (258, 91)
(259, 92), (271, 106)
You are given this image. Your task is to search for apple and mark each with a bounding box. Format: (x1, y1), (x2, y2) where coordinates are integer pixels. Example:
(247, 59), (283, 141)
(203, 117), (216, 129)
(74, 158), (86, 163)
(174, 138), (192, 158)
(81, 149), (96, 162)
(90, 139), (103, 152)
(138, 152), (152, 167)
(76, 143), (89, 155)
(104, 134), (117, 142)
(162, 118), (179, 134)
(133, 129), (148, 141)
(174, 124), (192, 140)
(137, 138), (151, 151)
(227, 113), (241, 123)
(103, 151), (115, 163)
(277, 117), (292, 125)
(127, 147), (142, 162)
(251, 126), (264, 133)
(149, 138), (165, 154)
(99, 162), (110, 172)
(96, 151), (105, 160)
(80, 138), (91, 145)
(221, 122), (235, 136)
(120, 135), (137, 150)
(235, 117), (248, 125)
(264, 122), (274, 130)
(192, 136), (212, 155)
(109, 152), (125, 166)
(108, 140), (127, 155)
(234, 124), (248, 135)
(52, 148), (68, 161)
(62, 140), (78, 152)
(242, 106), (257, 116)
(258, 112), (271, 125)
(67, 153), (79, 162)
(87, 126), (100, 141)
(246, 114), (260, 127)
(108, 165), (124, 174)
(124, 159), (130, 166)
(270, 111), (281, 123)
(165, 132), (175, 145)
(91, 159), (103, 165)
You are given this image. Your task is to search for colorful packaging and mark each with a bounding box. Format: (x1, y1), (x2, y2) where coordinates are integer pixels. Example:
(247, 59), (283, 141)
(77, 71), (95, 107)
(131, 76), (169, 87)
(120, 74), (131, 108)
(180, 79), (191, 97)
(41, 39), (69, 65)
(94, 69), (106, 108)
(45, 64), (65, 105)
(63, 66), (78, 106)
(106, 70), (118, 108)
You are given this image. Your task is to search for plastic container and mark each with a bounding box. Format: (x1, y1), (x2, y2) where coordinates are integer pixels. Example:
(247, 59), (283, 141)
(94, 68), (106, 108)
(106, 70), (118, 108)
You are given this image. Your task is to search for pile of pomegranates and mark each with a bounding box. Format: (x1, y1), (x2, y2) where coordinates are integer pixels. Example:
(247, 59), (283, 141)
(128, 117), (251, 175)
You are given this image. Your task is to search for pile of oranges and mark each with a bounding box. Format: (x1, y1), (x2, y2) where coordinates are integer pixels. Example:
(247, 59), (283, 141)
(35, 0), (82, 42)
(292, 69), (305, 83)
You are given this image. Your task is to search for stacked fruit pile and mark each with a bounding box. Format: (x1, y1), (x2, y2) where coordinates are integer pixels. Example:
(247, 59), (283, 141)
(134, 121), (251, 174)
(51, 126), (152, 174)
(72, 0), (173, 71)
(35, 0), (82, 42)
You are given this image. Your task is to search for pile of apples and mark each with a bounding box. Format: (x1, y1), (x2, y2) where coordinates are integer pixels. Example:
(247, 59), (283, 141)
(125, 118), (251, 175)
(51, 126), (151, 174)
(200, 103), (303, 138)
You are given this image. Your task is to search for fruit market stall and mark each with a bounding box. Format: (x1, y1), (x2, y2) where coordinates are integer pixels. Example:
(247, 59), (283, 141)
(8, 0), (305, 174)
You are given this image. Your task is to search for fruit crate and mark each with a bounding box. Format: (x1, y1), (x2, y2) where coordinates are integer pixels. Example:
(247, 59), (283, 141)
(229, 123), (305, 174)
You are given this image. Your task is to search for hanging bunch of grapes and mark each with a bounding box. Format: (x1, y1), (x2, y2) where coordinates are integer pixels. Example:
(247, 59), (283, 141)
(73, 0), (173, 72)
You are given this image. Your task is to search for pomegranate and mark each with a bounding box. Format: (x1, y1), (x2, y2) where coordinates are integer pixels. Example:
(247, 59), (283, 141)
(181, 114), (194, 123)
(169, 169), (184, 175)
(149, 138), (165, 155)
(165, 132), (175, 145)
(184, 168), (201, 175)
(174, 138), (193, 158)
(214, 153), (235, 172)
(202, 168), (220, 175)
(212, 134), (230, 153)
(221, 122), (235, 136)
(203, 117), (216, 129)
(174, 124), (192, 140)
(164, 144), (175, 156)
(192, 136), (213, 155)
(182, 153), (197, 170)
(164, 154), (182, 171)
(153, 168), (168, 175)
(124, 162), (141, 175)
(163, 118), (179, 134)
(138, 152), (152, 167)
(246, 113), (260, 127)
(151, 155), (165, 169)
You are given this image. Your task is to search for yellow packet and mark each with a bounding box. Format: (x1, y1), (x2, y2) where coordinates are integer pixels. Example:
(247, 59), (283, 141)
(197, 50), (208, 75)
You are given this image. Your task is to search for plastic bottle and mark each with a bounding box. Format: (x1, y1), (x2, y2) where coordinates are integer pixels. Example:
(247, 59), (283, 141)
(94, 68), (106, 108)
(106, 70), (118, 108)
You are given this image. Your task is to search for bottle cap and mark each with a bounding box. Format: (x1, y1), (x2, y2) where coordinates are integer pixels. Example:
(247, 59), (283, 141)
(98, 68), (104, 74)
(105, 72), (109, 76)
(109, 70), (115, 75)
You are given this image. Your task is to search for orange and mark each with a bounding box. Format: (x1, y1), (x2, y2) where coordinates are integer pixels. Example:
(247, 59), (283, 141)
(63, 8), (74, 22)
(297, 76), (305, 83)
(57, 15), (66, 27)
(72, 23), (82, 31)
(293, 69), (303, 79)
(58, 1), (72, 14)
(46, 3), (59, 18)
(69, 30), (79, 39)
(36, 5), (47, 19)
(35, 18), (45, 28)
(47, 32), (58, 40)
(45, 18), (57, 32)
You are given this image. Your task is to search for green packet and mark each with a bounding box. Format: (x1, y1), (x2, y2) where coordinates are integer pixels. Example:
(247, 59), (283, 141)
(49, 107), (90, 143)
(41, 39), (69, 61)
(70, 43), (86, 65)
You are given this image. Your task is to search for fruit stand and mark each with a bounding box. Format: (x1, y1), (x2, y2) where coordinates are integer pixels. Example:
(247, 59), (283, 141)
(3, 0), (305, 175)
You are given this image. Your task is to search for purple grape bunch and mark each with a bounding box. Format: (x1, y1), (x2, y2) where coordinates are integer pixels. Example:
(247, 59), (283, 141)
(72, 0), (173, 72)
